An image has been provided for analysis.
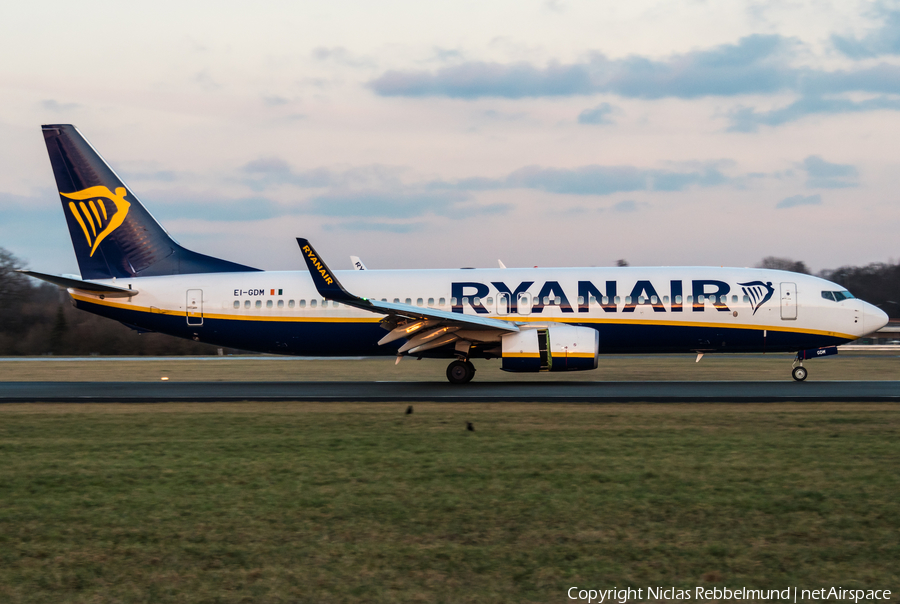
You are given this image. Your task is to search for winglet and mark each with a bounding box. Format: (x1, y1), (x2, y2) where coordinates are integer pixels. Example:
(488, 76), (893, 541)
(296, 238), (359, 303)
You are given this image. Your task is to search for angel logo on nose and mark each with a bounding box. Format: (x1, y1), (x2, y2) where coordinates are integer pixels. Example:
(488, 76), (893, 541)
(738, 281), (774, 315)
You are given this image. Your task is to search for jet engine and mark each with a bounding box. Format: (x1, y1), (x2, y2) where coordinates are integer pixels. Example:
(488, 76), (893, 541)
(500, 325), (599, 372)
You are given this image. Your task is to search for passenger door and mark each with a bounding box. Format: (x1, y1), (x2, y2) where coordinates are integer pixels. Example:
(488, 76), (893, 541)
(780, 282), (797, 320)
(186, 289), (203, 325)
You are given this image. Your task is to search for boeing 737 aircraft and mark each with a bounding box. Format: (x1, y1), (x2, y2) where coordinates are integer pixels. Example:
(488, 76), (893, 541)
(22, 124), (889, 383)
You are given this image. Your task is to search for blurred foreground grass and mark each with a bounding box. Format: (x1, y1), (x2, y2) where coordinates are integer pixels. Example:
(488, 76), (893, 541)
(0, 402), (897, 603)
(0, 350), (897, 382)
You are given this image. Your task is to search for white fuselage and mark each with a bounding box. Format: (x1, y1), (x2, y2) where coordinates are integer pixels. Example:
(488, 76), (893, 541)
(67, 266), (887, 358)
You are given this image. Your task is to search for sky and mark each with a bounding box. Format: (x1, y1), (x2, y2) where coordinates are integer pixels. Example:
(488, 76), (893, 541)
(2, 0), (899, 274)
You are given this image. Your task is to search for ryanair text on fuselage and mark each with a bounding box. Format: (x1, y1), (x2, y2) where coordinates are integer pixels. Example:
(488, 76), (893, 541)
(451, 279), (775, 315)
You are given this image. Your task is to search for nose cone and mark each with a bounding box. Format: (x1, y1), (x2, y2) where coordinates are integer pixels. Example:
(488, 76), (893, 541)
(862, 301), (889, 335)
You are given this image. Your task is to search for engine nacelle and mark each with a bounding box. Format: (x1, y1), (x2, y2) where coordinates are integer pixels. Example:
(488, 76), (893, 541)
(500, 325), (599, 372)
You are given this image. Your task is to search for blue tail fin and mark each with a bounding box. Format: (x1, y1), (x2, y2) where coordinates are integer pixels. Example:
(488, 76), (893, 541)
(42, 124), (260, 279)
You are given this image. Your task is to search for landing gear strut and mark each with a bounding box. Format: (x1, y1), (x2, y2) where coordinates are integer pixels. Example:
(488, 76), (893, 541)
(447, 360), (476, 384)
(791, 358), (808, 382)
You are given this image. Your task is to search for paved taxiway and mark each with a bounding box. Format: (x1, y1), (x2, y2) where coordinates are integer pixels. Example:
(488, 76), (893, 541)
(0, 381), (898, 403)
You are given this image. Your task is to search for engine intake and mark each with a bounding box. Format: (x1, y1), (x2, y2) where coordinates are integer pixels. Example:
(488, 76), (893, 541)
(501, 325), (599, 372)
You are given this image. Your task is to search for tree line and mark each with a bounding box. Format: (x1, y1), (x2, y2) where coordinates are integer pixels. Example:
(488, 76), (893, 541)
(0, 248), (896, 356)
(0, 248), (228, 356)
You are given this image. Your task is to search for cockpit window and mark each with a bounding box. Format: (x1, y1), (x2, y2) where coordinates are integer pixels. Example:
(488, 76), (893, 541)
(822, 290), (855, 302)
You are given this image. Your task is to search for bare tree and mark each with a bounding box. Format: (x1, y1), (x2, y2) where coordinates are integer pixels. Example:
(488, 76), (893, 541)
(0, 247), (29, 308)
(756, 256), (810, 274)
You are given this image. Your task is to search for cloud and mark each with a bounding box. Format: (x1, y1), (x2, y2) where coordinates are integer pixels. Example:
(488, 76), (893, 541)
(40, 100), (80, 112)
(370, 60), (596, 99)
(578, 102), (616, 124)
(802, 156), (858, 189)
(306, 190), (471, 218)
(311, 46), (374, 68)
(800, 64), (900, 96)
(246, 156), (735, 208)
(150, 192), (291, 221)
(432, 48), (464, 62)
(370, 34), (900, 101)
(728, 95), (900, 131)
(500, 163), (729, 195)
(776, 193), (822, 209)
(323, 220), (426, 233)
(368, 33), (900, 129)
(612, 199), (643, 212)
(832, 9), (900, 58)
(262, 95), (291, 106)
(369, 35), (799, 99)
(193, 69), (220, 91)
(121, 170), (182, 183)
(241, 158), (404, 191)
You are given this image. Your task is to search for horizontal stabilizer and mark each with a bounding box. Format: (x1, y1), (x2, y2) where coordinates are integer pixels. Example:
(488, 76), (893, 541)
(17, 270), (138, 297)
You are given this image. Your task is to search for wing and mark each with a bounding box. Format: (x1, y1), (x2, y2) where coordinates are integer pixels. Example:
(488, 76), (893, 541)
(297, 238), (518, 355)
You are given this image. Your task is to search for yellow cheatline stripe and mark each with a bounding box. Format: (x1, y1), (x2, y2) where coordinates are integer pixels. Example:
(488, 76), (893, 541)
(68, 202), (92, 246)
(69, 294), (381, 323)
(502, 352), (540, 358)
(98, 198), (107, 220)
(68, 294), (856, 339)
(80, 201), (97, 236)
(555, 352), (595, 358)
(89, 199), (103, 227)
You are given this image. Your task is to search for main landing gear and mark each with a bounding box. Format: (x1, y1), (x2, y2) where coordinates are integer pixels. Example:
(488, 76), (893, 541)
(446, 360), (476, 384)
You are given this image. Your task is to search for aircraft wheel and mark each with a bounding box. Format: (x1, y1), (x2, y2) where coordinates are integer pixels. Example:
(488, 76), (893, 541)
(447, 360), (474, 384)
(792, 366), (808, 382)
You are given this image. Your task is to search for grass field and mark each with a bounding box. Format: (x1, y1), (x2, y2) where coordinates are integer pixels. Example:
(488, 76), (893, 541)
(0, 350), (898, 382)
(0, 401), (898, 603)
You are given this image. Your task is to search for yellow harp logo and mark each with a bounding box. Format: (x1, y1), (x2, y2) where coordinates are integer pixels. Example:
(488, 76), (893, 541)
(61, 186), (131, 257)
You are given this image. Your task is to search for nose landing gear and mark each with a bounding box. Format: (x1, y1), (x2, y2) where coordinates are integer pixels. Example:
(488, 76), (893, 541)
(790, 346), (838, 381)
(791, 364), (808, 382)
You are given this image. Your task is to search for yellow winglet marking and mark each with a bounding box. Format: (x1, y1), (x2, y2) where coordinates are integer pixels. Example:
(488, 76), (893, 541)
(62, 186), (131, 256)
(302, 244), (335, 285)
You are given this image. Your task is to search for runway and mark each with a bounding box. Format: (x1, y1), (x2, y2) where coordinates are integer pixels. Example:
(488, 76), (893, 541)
(1, 380), (898, 403)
